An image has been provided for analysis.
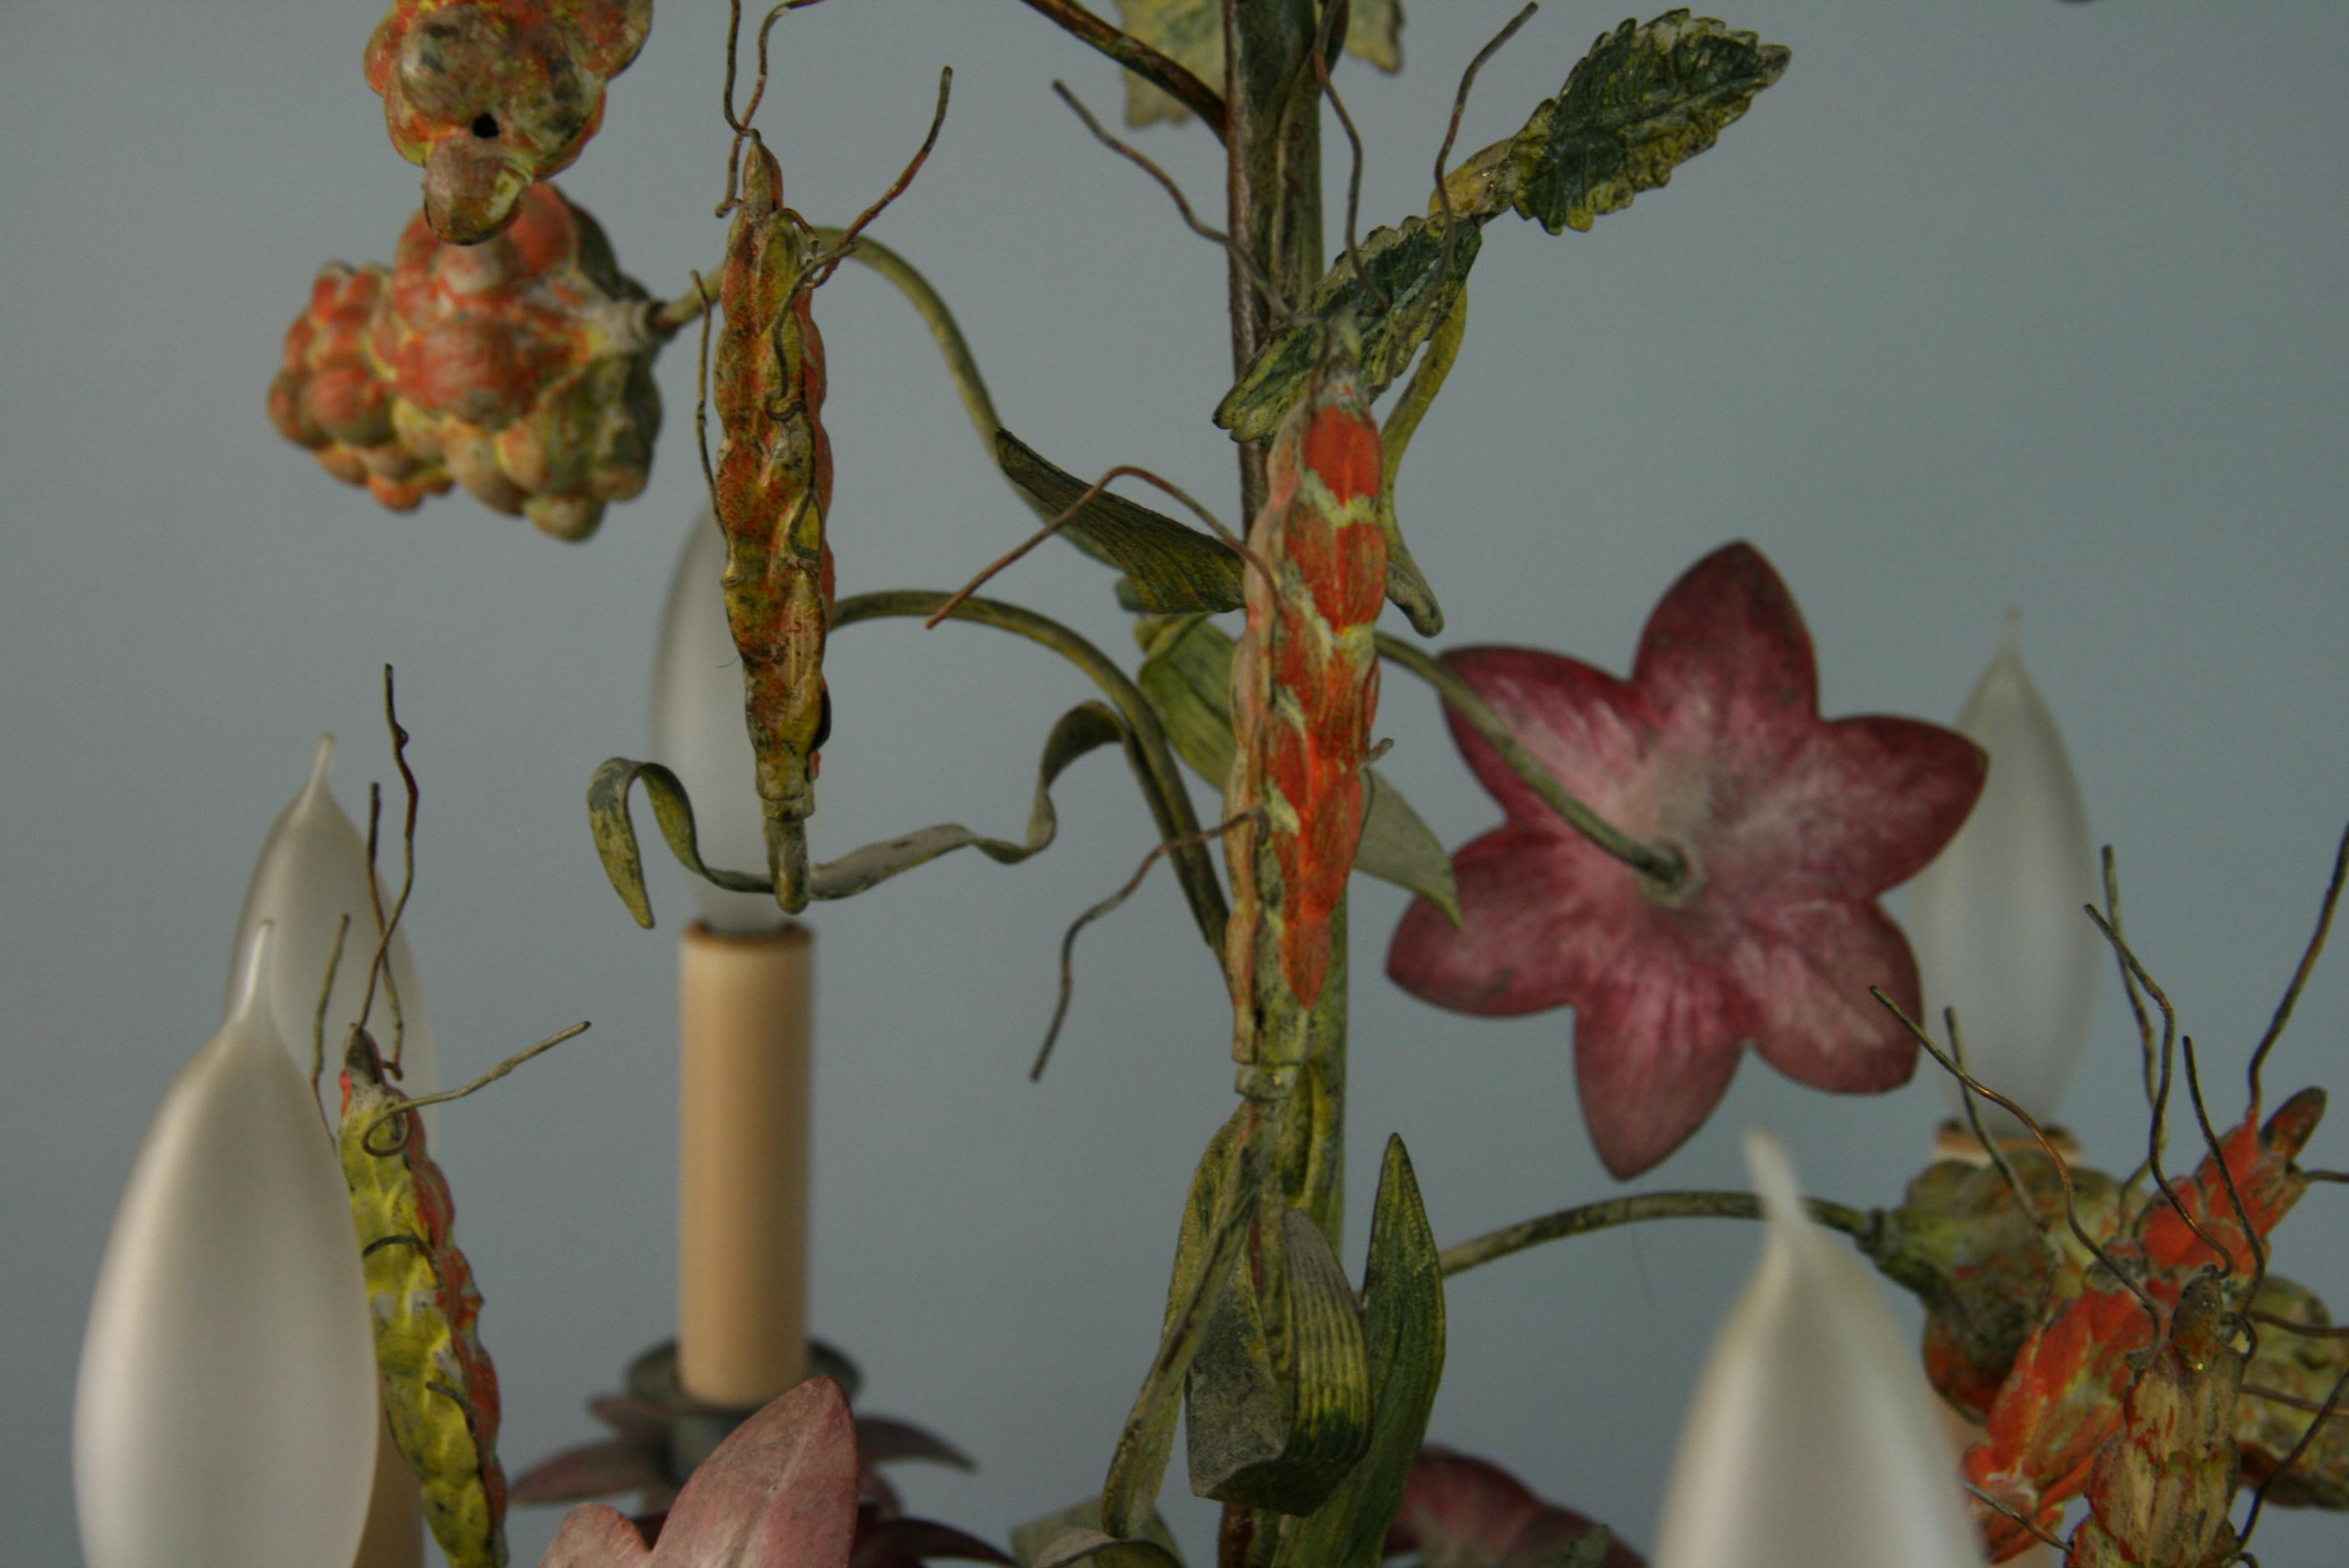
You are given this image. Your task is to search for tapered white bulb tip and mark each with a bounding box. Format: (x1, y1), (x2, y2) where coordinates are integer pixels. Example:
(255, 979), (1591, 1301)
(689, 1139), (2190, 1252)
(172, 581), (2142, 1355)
(304, 733), (338, 798)
(225, 920), (279, 1040)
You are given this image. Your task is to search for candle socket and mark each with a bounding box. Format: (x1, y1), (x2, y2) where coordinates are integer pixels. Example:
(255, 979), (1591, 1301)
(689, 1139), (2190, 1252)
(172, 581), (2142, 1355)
(678, 920), (813, 1408)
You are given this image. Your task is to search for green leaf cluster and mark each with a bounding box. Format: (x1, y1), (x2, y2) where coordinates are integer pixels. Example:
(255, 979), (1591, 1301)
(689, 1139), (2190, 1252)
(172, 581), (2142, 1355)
(1449, 9), (1792, 234)
(1217, 8), (1790, 445)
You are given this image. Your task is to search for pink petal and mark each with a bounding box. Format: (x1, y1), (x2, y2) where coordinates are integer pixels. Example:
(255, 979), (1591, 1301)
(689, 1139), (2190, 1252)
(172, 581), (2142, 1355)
(651, 1378), (860, 1567)
(1739, 900), (1923, 1093)
(1437, 647), (1657, 834)
(510, 1436), (669, 1503)
(1386, 823), (1632, 1016)
(853, 1415), (974, 1470)
(1632, 543), (1818, 769)
(1705, 716), (1986, 904)
(1572, 952), (1751, 1179)
(1383, 1447), (1646, 1567)
(544, 1504), (656, 1566)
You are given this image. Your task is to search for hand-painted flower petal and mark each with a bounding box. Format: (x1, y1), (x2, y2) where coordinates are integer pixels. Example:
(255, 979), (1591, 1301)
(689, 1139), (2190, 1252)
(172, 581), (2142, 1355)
(1708, 716), (1987, 907)
(650, 1378), (859, 1567)
(1632, 543), (1818, 767)
(1437, 647), (1656, 833)
(1737, 900), (1922, 1093)
(1394, 542), (1984, 1179)
(1387, 823), (1628, 1016)
(544, 1503), (656, 1565)
(1573, 957), (1750, 1179)
(1383, 1446), (1646, 1566)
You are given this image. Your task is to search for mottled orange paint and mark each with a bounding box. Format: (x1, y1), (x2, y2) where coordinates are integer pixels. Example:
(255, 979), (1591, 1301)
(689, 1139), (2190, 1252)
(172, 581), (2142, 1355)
(366, 0), (652, 244)
(1225, 321), (1386, 1017)
(269, 182), (659, 540)
(1959, 1089), (2325, 1561)
(713, 139), (835, 869)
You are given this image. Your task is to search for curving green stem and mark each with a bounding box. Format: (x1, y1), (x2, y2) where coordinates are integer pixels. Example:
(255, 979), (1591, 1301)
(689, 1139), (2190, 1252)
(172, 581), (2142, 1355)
(659, 232), (1005, 456)
(832, 590), (1228, 956)
(810, 229), (1003, 448)
(1371, 285), (1466, 637)
(1437, 1190), (1884, 1279)
(1374, 631), (1688, 888)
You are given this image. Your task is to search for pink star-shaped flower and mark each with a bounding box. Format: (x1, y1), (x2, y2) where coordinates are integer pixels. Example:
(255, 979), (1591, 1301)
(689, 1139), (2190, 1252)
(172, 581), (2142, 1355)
(1386, 543), (1986, 1178)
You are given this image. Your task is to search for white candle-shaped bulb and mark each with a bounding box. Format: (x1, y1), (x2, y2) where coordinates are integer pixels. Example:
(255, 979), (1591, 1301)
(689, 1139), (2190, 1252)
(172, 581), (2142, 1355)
(76, 925), (380, 1568)
(1906, 612), (2100, 1130)
(1652, 1131), (1984, 1568)
(651, 512), (785, 933)
(231, 735), (434, 1098)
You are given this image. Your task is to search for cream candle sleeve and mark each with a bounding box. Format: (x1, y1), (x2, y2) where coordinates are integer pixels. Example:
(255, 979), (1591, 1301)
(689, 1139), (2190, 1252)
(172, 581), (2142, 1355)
(677, 921), (813, 1406)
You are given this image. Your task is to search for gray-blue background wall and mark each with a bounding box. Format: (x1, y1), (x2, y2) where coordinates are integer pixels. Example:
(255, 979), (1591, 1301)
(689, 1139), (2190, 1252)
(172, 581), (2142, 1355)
(5, 2), (2344, 1562)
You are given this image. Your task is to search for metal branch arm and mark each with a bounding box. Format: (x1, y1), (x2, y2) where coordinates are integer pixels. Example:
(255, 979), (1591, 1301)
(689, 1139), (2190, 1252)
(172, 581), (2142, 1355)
(1019, 0), (1228, 133)
(832, 590), (1229, 955)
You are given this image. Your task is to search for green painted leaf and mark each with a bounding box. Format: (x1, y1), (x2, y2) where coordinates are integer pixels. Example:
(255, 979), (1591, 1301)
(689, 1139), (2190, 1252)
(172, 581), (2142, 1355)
(586, 758), (771, 928)
(1214, 216), (1481, 444)
(1134, 616), (1238, 783)
(996, 430), (1245, 614)
(1011, 1499), (1185, 1568)
(1112, 0), (1403, 127)
(806, 701), (1124, 899)
(1357, 773), (1459, 929)
(1134, 616), (1460, 923)
(1454, 9), (1791, 234)
(1102, 1109), (1253, 1539)
(1272, 1136), (1446, 1568)
(587, 703), (1129, 923)
(1186, 1209), (1371, 1515)
(1557, 1528), (1618, 1568)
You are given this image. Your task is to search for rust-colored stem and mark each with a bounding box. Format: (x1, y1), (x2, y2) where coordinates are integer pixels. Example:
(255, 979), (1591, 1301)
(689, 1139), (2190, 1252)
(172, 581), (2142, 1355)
(1019, 0), (1228, 131)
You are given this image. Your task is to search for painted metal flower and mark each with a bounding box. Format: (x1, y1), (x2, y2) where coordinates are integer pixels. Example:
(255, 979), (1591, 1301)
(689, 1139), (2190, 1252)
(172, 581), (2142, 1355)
(1386, 543), (1985, 1178)
(269, 183), (662, 541)
(268, 262), (450, 513)
(375, 181), (661, 540)
(366, 0), (653, 244)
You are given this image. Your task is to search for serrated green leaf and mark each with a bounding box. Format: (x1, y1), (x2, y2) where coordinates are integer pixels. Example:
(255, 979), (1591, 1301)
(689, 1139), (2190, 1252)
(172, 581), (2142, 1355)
(1474, 9), (1791, 235)
(1272, 1136), (1446, 1568)
(1346, 0), (1404, 72)
(1215, 216), (1481, 444)
(997, 430), (1245, 613)
(1134, 616), (1460, 923)
(1113, 0), (1403, 127)
(1012, 1499), (1185, 1568)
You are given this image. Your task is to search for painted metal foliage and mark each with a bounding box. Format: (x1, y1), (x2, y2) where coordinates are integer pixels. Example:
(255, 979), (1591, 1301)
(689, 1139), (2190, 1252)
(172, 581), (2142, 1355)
(269, 181), (662, 540)
(367, 0), (654, 244)
(1225, 314), (1387, 1029)
(339, 1027), (510, 1568)
(1957, 1088), (2326, 1562)
(713, 136), (836, 909)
